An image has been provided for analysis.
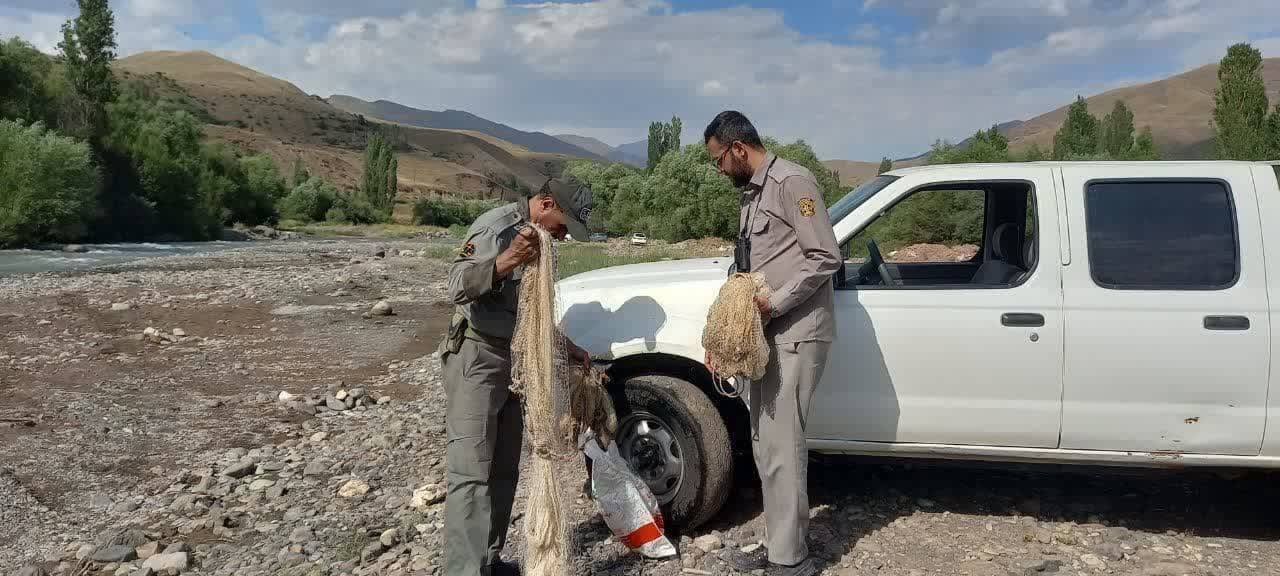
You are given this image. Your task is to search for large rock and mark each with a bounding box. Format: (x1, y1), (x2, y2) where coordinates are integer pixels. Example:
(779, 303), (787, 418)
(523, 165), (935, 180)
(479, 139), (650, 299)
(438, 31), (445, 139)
(142, 552), (189, 573)
(693, 534), (724, 553)
(90, 545), (138, 563)
(411, 485), (445, 508)
(338, 479), (370, 498)
(135, 541), (161, 559)
(369, 300), (394, 317)
(110, 302), (132, 311)
(221, 461), (255, 479)
(325, 396), (347, 411)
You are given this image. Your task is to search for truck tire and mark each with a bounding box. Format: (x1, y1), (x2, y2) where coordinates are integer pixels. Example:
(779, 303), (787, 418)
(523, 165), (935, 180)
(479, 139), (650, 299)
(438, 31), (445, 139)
(611, 374), (733, 529)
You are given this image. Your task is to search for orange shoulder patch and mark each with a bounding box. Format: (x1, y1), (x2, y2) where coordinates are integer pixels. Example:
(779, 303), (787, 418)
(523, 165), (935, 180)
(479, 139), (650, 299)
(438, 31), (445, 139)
(459, 242), (476, 257)
(797, 197), (816, 217)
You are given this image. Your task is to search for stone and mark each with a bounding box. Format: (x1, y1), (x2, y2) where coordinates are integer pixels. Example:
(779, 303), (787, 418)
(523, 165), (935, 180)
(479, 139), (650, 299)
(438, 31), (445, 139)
(76, 544), (96, 560)
(221, 461), (256, 479)
(1098, 542), (1124, 561)
(304, 461), (328, 476)
(1021, 559), (1062, 573)
(162, 542), (189, 554)
(142, 552), (188, 573)
(63, 244), (87, 253)
(361, 541), (386, 563)
(135, 541), (161, 559)
(377, 396), (392, 405)
(1141, 563), (1198, 576)
(399, 250), (416, 257)
(278, 391), (297, 403)
(1080, 554), (1105, 569)
(349, 387), (366, 399)
(310, 431), (328, 442)
(91, 545), (138, 563)
(339, 479), (371, 498)
(266, 484), (288, 499)
(171, 328), (186, 338)
(132, 569), (154, 576)
(335, 389), (349, 401)
(411, 485), (445, 508)
(289, 526), (315, 543)
(90, 493), (114, 509)
(373, 247), (387, 258)
(380, 528), (399, 547)
(111, 303), (132, 311)
(370, 300), (393, 316)
(248, 478), (276, 491)
(326, 396), (347, 411)
(113, 500), (140, 514)
(16, 566), (49, 576)
(693, 534), (724, 553)
(259, 461), (286, 472)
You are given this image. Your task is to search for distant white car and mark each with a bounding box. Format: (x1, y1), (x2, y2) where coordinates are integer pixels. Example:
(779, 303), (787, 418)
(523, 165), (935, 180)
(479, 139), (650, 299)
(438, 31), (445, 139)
(558, 161), (1280, 530)
(629, 233), (648, 246)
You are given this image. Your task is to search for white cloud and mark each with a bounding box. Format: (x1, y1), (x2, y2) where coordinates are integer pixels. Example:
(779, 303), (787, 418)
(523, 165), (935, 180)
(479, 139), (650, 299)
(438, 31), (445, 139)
(5, 0), (1280, 161)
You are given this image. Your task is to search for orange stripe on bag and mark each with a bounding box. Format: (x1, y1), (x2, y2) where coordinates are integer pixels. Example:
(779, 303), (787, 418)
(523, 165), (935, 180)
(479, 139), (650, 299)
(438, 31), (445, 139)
(620, 522), (662, 548)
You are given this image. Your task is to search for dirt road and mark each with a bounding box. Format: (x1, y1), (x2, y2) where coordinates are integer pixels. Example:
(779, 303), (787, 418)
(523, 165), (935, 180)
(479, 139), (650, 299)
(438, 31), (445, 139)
(1, 239), (1277, 576)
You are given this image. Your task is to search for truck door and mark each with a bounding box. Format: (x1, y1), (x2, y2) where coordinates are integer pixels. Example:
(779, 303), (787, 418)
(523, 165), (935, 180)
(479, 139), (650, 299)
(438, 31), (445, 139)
(1059, 166), (1269, 455)
(808, 166), (1064, 448)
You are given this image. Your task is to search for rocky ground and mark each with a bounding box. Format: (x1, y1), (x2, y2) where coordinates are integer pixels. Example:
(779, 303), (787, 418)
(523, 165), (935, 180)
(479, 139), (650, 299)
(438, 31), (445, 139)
(2, 238), (1279, 576)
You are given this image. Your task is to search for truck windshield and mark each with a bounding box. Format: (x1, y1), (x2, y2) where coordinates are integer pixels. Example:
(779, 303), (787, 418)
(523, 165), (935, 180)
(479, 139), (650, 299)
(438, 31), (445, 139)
(829, 175), (898, 227)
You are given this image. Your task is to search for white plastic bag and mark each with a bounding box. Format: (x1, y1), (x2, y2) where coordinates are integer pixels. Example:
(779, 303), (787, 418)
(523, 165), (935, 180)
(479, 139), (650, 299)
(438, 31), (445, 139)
(581, 431), (678, 559)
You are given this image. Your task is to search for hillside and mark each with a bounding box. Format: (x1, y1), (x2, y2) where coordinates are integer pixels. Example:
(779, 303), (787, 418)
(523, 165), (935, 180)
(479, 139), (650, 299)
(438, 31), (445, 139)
(328, 95), (605, 160)
(114, 51), (574, 221)
(554, 134), (647, 167)
(553, 134), (614, 157)
(821, 160), (881, 187)
(1003, 58), (1280, 159)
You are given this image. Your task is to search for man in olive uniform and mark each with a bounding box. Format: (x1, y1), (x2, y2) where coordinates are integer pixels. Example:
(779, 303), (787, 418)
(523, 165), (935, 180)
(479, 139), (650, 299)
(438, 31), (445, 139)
(440, 178), (595, 576)
(705, 111), (841, 576)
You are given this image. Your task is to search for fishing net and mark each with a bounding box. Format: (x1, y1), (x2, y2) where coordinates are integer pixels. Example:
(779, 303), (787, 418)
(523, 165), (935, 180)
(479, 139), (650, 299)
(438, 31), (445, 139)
(510, 224), (617, 576)
(701, 272), (772, 381)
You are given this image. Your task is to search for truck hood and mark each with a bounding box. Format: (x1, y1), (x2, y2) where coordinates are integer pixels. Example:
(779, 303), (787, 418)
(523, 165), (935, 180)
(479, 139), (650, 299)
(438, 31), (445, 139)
(556, 257), (731, 361)
(558, 257), (731, 291)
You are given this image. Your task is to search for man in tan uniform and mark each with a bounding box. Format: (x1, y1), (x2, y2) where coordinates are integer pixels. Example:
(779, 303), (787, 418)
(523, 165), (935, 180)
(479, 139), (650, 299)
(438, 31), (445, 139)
(705, 111), (841, 576)
(440, 178), (595, 576)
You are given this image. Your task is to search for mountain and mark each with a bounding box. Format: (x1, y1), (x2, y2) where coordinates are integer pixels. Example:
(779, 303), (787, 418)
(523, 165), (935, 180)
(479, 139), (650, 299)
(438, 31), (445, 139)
(821, 160), (883, 188)
(1003, 59), (1280, 159)
(114, 51), (573, 221)
(613, 139), (649, 167)
(328, 95), (606, 160)
(553, 134), (614, 158)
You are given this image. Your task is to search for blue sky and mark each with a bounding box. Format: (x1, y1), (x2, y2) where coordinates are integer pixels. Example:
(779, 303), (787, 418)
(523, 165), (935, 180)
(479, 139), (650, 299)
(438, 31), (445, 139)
(3, 0), (1280, 160)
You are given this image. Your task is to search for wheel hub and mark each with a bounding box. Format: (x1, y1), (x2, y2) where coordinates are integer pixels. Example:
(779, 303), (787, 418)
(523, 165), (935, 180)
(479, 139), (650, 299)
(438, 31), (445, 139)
(617, 412), (684, 504)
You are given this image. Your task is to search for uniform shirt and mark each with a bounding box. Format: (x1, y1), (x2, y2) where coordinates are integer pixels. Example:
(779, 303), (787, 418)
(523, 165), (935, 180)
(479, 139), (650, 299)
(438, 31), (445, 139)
(447, 201), (529, 341)
(740, 152), (842, 344)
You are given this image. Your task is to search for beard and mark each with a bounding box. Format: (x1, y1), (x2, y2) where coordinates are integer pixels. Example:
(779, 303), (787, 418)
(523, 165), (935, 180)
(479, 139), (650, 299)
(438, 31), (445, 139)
(727, 155), (753, 189)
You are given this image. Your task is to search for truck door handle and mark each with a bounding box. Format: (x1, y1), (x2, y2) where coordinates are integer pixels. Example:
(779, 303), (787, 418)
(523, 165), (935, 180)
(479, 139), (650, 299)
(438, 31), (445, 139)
(1001, 313), (1044, 327)
(1204, 315), (1250, 331)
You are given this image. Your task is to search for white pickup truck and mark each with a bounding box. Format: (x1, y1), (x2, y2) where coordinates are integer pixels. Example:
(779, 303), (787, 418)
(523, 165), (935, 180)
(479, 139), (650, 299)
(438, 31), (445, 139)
(557, 161), (1280, 529)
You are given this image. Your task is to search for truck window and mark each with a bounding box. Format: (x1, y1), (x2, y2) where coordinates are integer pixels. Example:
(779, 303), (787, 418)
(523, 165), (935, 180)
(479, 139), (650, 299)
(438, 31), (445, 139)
(840, 182), (1037, 289)
(1085, 180), (1237, 289)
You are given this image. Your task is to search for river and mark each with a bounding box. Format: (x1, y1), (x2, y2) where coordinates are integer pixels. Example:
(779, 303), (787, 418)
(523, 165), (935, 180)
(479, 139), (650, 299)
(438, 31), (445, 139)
(0, 242), (247, 276)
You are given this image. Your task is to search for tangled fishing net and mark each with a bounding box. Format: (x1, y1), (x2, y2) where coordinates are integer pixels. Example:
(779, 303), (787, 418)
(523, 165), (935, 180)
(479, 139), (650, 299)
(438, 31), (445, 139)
(702, 272), (772, 381)
(510, 224), (617, 576)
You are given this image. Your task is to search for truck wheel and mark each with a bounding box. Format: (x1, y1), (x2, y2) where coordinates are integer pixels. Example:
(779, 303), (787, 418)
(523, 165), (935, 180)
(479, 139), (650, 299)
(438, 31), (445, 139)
(612, 374), (733, 529)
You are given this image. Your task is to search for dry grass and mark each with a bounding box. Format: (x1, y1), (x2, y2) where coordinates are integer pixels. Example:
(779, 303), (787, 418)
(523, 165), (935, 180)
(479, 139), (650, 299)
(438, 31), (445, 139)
(278, 221), (447, 239)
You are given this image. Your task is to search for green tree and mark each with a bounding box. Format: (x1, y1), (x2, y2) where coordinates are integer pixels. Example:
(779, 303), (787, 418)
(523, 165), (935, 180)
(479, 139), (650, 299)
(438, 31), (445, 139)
(361, 132), (396, 215)
(878, 157), (893, 174)
(1213, 43), (1270, 160)
(646, 116), (682, 172)
(1131, 127), (1160, 160)
(1265, 103), (1280, 159)
(1053, 96), (1100, 159)
(58, 0), (118, 141)
(291, 156), (310, 188)
(0, 38), (55, 124)
(928, 126), (1010, 165)
(1021, 143), (1047, 162)
(1100, 100), (1136, 158)
(0, 120), (99, 247)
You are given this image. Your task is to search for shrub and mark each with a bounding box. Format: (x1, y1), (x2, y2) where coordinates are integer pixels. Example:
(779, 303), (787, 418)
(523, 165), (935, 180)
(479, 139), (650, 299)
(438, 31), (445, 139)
(278, 176), (337, 223)
(0, 120), (99, 247)
(326, 191), (384, 225)
(412, 195), (500, 227)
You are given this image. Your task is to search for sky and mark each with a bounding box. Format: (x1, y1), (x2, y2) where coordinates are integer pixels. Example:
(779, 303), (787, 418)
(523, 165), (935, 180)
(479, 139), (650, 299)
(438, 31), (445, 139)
(3, 0), (1280, 160)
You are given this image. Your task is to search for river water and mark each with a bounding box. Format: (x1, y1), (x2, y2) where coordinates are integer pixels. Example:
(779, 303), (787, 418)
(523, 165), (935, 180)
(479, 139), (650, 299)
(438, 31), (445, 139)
(0, 242), (247, 276)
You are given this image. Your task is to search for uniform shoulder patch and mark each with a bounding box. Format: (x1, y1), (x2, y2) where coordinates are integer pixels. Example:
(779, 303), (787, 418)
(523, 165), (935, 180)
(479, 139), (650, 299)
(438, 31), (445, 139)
(797, 197), (816, 217)
(459, 242), (476, 258)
